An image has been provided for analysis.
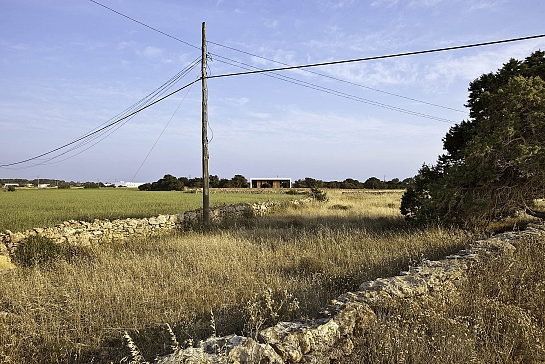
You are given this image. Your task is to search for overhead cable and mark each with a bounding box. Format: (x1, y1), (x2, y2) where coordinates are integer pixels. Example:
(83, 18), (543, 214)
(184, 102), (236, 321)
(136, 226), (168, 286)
(1, 59), (201, 168)
(130, 76), (198, 182)
(207, 40), (466, 113)
(213, 55), (454, 123)
(89, 0), (199, 50)
(89, 0), (471, 112)
(207, 34), (545, 79)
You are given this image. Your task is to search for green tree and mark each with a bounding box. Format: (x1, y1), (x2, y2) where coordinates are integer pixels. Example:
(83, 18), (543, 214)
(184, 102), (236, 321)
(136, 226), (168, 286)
(341, 178), (363, 189)
(401, 51), (545, 226)
(154, 174), (184, 191)
(139, 175), (184, 191)
(83, 182), (100, 189)
(57, 182), (71, 189)
(218, 178), (230, 188)
(138, 183), (152, 191)
(209, 175), (220, 188)
(363, 177), (385, 189)
(304, 177), (324, 188)
(228, 174), (249, 188)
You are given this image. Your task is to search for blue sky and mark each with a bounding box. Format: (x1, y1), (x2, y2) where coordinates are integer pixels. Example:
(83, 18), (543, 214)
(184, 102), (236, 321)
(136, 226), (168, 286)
(1, 0), (544, 183)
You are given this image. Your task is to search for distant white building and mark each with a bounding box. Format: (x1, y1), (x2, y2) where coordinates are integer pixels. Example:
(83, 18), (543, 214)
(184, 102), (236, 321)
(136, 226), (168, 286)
(117, 181), (145, 188)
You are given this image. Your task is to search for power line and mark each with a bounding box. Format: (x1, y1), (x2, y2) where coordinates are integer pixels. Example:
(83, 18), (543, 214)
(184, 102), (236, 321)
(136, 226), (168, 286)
(207, 40), (466, 113)
(207, 34), (545, 79)
(89, 0), (199, 50)
(1, 63), (201, 168)
(212, 55), (455, 123)
(89, 0), (463, 112)
(88, 0), (459, 120)
(131, 76), (198, 182)
(88, 0), (545, 113)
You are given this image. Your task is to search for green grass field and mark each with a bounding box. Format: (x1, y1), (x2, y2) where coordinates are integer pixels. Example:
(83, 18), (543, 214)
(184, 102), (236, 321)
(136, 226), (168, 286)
(0, 188), (296, 232)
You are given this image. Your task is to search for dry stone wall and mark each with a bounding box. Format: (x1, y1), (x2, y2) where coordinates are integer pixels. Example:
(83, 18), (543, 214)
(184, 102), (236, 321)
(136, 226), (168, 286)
(0, 200), (311, 270)
(156, 224), (544, 364)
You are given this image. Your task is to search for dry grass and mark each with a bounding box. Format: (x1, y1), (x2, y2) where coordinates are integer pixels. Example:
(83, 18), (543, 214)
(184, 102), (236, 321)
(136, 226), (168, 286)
(347, 232), (545, 363)
(0, 190), (526, 363)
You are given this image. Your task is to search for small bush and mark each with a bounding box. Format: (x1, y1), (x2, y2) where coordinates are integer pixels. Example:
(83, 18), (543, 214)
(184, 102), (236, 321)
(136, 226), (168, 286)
(57, 182), (71, 189)
(244, 288), (299, 337)
(285, 189), (306, 195)
(7, 185), (16, 192)
(310, 187), (328, 201)
(83, 182), (100, 189)
(15, 235), (63, 267)
(330, 204), (351, 210)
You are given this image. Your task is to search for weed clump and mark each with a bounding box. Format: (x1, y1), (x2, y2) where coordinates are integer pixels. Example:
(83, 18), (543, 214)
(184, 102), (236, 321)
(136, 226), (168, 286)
(310, 187), (328, 202)
(245, 288), (300, 337)
(13, 235), (93, 267)
(14, 235), (63, 267)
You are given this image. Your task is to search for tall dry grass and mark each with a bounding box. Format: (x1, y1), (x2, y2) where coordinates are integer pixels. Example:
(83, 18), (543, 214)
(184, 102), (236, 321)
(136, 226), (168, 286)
(0, 190), (487, 362)
(347, 231), (545, 363)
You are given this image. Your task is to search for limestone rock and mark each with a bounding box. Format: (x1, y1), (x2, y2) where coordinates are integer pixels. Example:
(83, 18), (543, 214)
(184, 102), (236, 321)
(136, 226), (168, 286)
(9, 232), (26, 244)
(156, 335), (283, 364)
(0, 255), (16, 271)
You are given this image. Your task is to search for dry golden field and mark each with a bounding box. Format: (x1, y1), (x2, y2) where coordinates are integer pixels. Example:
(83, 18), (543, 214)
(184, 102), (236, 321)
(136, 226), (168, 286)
(1, 189), (543, 363)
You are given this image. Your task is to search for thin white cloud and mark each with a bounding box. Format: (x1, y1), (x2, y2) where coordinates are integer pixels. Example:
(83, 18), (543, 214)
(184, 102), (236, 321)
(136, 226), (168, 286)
(323, 59), (420, 87)
(372, 0), (502, 9)
(371, 0), (446, 7)
(319, 0), (357, 9)
(222, 97), (250, 106)
(10, 44), (28, 51)
(371, 0), (400, 7)
(141, 46), (163, 58)
(247, 112), (271, 119)
(468, 0), (502, 11)
(264, 20), (278, 28)
(214, 108), (440, 146)
(424, 39), (545, 88)
(117, 41), (134, 50)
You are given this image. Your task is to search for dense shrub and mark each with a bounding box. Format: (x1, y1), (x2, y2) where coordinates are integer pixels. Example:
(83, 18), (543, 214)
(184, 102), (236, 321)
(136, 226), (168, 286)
(14, 235), (63, 267)
(139, 174), (184, 191)
(310, 187), (328, 201)
(83, 182), (101, 189)
(401, 51), (545, 227)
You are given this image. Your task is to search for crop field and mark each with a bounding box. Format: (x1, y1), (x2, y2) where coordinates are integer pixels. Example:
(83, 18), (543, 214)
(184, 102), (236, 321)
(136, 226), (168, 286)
(0, 189), (543, 363)
(0, 188), (297, 232)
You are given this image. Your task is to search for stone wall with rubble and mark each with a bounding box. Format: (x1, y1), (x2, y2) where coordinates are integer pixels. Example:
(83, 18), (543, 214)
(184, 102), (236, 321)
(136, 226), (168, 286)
(155, 224), (545, 364)
(0, 199), (311, 270)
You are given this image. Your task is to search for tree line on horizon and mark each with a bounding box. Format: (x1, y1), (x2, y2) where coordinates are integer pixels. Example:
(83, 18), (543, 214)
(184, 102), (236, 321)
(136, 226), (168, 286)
(137, 174), (415, 191)
(1, 175), (415, 191)
(292, 176), (414, 189)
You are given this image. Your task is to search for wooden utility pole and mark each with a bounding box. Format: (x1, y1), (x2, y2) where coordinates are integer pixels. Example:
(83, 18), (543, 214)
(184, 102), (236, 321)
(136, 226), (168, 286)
(201, 22), (210, 226)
